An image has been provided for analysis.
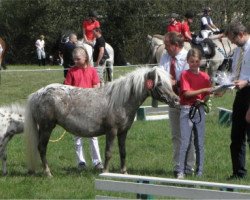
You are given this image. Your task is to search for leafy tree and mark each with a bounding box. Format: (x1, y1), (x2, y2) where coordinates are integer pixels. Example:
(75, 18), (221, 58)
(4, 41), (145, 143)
(0, 0), (249, 65)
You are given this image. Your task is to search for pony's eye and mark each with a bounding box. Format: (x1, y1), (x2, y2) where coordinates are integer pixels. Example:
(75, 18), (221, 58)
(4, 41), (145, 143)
(157, 82), (162, 86)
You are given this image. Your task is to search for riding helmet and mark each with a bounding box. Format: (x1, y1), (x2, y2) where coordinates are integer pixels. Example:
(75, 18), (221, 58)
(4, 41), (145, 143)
(170, 13), (179, 19)
(203, 7), (211, 13)
(185, 11), (195, 19)
(89, 10), (98, 18)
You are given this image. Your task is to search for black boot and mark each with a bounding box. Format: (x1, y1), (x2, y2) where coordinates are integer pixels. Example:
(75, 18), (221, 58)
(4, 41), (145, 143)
(42, 58), (46, 66)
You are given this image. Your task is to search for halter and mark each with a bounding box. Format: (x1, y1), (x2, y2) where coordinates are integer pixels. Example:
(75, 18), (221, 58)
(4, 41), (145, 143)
(146, 80), (169, 103)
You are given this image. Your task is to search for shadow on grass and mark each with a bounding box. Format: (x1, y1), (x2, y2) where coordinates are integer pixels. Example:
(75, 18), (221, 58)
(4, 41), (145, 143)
(127, 167), (173, 178)
(4, 170), (45, 177)
(62, 166), (102, 176)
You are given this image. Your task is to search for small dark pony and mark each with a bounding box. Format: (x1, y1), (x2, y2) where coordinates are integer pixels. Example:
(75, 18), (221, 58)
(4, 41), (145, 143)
(24, 67), (179, 177)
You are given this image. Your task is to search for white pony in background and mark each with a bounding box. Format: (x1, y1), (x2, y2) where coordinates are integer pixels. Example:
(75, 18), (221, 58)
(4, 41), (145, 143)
(0, 103), (25, 175)
(147, 34), (236, 76)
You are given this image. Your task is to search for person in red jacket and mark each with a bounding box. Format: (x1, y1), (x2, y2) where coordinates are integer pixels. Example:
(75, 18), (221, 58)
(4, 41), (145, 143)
(64, 47), (103, 170)
(82, 10), (100, 46)
(166, 13), (182, 33)
(181, 11), (194, 42)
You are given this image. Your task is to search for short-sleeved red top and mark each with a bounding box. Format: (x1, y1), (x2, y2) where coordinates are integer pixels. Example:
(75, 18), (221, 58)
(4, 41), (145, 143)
(166, 21), (182, 33)
(64, 66), (100, 88)
(181, 21), (191, 41)
(180, 70), (211, 105)
(82, 19), (100, 41)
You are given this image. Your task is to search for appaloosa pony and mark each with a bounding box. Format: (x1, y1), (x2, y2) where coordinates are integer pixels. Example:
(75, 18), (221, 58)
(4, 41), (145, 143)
(24, 67), (179, 177)
(0, 104), (25, 175)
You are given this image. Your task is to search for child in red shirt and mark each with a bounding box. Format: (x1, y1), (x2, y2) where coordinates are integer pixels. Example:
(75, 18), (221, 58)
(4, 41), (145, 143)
(176, 48), (212, 179)
(64, 47), (103, 170)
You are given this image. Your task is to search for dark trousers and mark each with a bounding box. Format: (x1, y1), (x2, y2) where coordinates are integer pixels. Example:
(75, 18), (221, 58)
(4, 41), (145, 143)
(230, 87), (250, 177)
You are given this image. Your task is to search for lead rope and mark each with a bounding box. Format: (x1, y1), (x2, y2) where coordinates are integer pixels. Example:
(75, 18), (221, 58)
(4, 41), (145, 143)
(49, 130), (66, 143)
(188, 99), (210, 137)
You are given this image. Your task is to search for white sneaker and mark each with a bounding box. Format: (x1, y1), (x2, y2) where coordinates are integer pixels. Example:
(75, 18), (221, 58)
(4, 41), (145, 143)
(177, 172), (185, 179)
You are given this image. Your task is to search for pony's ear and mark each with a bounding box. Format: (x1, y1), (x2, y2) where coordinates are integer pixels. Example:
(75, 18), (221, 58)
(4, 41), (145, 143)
(145, 68), (156, 90)
(147, 68), (156, 80)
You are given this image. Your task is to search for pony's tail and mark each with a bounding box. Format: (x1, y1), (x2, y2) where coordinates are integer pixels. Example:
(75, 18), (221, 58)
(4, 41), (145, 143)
(24, 95), (40, 173)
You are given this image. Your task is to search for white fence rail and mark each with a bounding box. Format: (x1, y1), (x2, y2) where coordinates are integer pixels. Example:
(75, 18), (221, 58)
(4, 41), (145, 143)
(95, 173), (250, 199)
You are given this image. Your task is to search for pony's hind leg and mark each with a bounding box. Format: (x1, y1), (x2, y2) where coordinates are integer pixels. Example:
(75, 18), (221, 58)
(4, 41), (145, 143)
(104, 129), (117, 173)
(38, 125), (54, 177)
(0, 138), (7, 176)
(118, 132), (128, 174)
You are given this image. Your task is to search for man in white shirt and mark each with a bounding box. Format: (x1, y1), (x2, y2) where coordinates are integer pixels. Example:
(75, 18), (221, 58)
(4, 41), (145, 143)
(225, 21), (250, 180)
(35, 35), (46, 66)
(159, 32), (195, 177)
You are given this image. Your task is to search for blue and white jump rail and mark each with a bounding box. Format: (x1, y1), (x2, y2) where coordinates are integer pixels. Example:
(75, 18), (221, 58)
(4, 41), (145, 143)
(136, 105), (169, 121)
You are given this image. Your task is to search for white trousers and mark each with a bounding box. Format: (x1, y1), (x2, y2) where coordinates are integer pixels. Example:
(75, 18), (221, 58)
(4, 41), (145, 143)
(36, 48), (46, 59)
(75, 136), (102, 166)
(200, 30), (213, 39)
(168, 107), (196, 172)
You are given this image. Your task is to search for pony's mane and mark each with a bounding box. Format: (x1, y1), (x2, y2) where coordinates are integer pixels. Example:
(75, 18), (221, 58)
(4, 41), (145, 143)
(105, 67), (171, 108)
(0, 103), (25, 115)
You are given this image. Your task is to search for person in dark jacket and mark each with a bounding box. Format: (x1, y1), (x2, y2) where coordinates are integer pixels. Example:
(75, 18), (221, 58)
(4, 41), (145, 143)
(62, 33), (78, 77)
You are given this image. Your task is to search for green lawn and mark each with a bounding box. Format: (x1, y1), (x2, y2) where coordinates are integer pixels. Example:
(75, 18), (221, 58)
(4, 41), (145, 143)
(0, 65), (249, 199)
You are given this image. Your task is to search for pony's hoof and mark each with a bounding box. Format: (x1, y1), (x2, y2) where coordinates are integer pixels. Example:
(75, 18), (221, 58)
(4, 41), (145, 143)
(2, 172), (7, 176)
(27, 170), (35, 175)
(102, 169), (109, 173)
(121, 169), (128, 174)
(47, 174), (53, 178)
(45, 172), (53, 178)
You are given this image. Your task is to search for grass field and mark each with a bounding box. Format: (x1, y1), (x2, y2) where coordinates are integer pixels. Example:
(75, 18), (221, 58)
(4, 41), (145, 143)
(0, 65), (249, 199)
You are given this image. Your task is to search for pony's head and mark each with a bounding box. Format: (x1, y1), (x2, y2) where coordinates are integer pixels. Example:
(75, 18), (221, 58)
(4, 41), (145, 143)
(147, 35), (164, 49)
(145, 67), (179, 107)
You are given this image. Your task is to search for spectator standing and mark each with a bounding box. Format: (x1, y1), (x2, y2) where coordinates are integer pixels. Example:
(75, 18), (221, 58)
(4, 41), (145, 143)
(159, 32), (195, 177)
(176, 48), (212, 179)
(166, 13), (182, 33)
(93, 27), (109, 85)
(82, 10), (100, 46)
(62, 33), (78, 77)
(35, 35), (46, 66)
(225, 21), (250, 179)
(64, 47), (103, 170)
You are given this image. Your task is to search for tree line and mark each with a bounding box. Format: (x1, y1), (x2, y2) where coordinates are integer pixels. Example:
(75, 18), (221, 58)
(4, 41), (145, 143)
(0, 0), (249, 65)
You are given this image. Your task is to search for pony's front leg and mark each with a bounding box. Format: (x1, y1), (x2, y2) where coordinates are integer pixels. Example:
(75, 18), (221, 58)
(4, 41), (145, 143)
(104, 129), (117, 173)
(118, 132), (128, 174)
(2, 151), (7, 176)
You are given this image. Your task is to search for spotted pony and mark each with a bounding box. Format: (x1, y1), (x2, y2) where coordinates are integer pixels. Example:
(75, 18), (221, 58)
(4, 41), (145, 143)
(0, 103), (25, 175)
